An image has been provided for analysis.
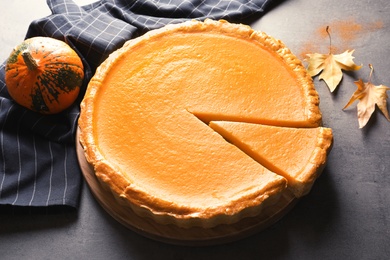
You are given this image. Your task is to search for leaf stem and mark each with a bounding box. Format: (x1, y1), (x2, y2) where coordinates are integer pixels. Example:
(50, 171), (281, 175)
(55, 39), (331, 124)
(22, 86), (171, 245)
(368, 64), (373, 83)
(326, 26), (332, 54)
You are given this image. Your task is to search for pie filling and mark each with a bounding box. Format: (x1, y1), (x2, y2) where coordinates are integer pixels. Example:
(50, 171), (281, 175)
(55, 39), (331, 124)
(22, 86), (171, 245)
(209, 121), (333, 197)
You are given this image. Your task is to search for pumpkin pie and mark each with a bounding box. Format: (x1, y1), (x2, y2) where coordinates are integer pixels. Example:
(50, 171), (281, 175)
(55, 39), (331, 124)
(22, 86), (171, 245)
(209, 121), (333, 197)
(79, 19), (331, 228)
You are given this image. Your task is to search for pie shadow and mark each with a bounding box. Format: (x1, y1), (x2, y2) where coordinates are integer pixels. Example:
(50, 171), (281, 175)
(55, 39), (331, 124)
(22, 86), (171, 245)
(223, 165), (339, 258)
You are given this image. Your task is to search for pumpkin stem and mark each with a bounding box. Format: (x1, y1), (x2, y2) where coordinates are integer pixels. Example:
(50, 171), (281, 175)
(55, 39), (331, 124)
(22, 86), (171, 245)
(22, 51), (38, 71)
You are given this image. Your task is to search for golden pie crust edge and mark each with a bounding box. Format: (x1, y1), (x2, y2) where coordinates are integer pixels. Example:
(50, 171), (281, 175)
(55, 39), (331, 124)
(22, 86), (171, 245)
(291, 127), (333, 197)
(79, 19), (323, 228)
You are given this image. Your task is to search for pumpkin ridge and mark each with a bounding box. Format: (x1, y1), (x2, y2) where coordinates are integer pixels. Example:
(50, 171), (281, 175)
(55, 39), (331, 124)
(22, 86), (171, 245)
(37, 72), (61, 104)
(31, 81), (49, 112)
(6, 42), (28, 65)
(44, 63), (83, 92)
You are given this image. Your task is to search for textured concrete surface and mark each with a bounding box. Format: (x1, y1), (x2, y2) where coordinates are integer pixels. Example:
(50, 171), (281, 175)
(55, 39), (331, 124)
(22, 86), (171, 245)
(0, 0), (95, 61)
(1, 0), (389, 259)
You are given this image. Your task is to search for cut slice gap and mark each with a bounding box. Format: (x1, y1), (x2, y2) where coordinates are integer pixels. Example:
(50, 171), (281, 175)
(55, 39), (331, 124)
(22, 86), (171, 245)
(190, 110), (321, 128)
(209, 121), (333, 198)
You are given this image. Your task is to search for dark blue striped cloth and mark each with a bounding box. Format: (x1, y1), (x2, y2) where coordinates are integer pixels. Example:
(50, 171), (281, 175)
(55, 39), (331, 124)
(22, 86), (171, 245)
(0, 0), (281, 210)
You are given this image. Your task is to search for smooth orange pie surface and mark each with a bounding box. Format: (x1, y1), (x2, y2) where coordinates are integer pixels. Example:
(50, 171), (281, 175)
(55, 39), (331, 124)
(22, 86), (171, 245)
(79, 19), (332, 228)
(209, 121), (333, 197)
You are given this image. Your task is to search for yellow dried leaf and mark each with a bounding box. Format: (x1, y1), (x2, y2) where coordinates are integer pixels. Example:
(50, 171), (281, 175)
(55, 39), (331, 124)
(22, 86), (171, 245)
(307, 50), (362, 92)
(343, 65), (390, 128)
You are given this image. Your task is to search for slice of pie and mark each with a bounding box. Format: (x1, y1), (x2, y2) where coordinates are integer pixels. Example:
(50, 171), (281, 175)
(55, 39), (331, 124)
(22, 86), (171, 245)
(79, 19), (331, 228)
(209, 121), (333, 197)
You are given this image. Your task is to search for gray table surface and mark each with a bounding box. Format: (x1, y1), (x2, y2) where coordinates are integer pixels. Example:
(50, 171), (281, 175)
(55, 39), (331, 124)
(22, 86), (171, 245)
(1, 0), (389, 259)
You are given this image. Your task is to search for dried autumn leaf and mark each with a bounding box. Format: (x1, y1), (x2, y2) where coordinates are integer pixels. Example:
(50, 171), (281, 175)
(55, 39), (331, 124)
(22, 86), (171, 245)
(343, 64), (390, 128)
(307, 50), (362, 92)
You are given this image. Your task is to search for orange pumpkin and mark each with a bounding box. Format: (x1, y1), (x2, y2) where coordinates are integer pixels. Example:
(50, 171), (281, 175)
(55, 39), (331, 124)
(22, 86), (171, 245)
(5, 37), (84, 114)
